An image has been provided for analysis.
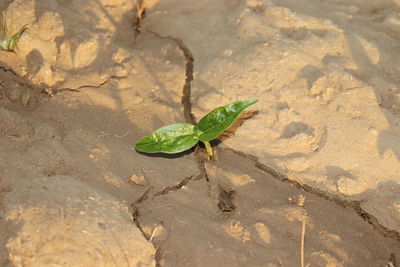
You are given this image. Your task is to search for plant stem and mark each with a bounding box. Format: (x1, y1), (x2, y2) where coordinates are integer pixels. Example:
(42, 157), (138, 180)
(202, 141), (213, 160)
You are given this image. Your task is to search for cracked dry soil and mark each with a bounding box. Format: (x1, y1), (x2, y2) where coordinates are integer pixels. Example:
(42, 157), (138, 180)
(1, 0), (400, 266)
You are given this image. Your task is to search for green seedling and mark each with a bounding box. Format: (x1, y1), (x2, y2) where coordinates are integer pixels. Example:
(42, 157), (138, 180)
(135, 99), (258, 160)
(0, 12), (28, 51)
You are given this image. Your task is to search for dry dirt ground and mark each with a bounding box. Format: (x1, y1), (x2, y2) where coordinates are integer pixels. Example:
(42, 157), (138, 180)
(1, 0), (400, 266)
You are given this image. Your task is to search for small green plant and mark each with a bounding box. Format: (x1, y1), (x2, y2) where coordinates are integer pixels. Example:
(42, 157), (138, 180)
(0, 12), (28, 51)
(135, 99), (258, 160)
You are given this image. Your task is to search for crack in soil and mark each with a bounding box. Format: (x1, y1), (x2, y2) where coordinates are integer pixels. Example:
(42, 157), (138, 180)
(145, 29), (196, 125)
(227, 148), (400, 242)
(130, 175), (196, 267)
(153, 175), (194, 197)
(46, 76), (121, 96)
(130, 188), (162, 267)
(0, 63), (116, 98)
(145, 31), (211, 183)
(130, 175), (195, 226)
(131, 189), (150, 239)
(130, 24), (207, 265)
(133, 0), (146, 38)
(60, 78), (112, 91)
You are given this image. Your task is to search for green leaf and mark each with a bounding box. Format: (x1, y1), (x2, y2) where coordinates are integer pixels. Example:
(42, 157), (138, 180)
(197, 99), (258, 142)
(7, 24), (27, 50)
(135, 123), (199, 154)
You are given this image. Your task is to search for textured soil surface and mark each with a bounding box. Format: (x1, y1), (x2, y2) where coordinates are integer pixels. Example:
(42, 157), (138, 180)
(1, 0), (400, 266)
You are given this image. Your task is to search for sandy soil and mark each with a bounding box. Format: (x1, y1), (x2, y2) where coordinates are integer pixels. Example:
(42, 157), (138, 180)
(0, 0), (400, 266)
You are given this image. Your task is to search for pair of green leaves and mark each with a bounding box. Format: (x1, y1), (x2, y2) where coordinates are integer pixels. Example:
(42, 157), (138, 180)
(0, 12), (28, 51)
(135, 99), (258, 159)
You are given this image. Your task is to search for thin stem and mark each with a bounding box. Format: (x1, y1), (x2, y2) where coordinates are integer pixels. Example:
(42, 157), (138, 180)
(202, 141), (213, 160)
(301, 220), (306, 267)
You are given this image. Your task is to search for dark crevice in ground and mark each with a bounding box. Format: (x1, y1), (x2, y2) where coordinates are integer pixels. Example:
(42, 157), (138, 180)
(195, 156), (209, 182)
(153, 31), (211, 184)
(227, 148), (400, 242)
(154, 249), (162, 267)
(144, 28), (209, 182)
(0, 60), (116, 99)
(130, 175), (196, 221)
(44, 75), (123, 97)
(130, 188), (161, 267)
(130, 22), (209, 265)
(153, 175), (194, 197)
(175, 37), (195, 125)
(130, 175), (199, 266)
(146, 29), (196, 125)
(142, 26), (209, 180)
(133, 0), (146, 39)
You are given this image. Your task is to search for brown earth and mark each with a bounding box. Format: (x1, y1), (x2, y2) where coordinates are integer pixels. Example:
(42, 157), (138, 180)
(0, 0), (400, 266)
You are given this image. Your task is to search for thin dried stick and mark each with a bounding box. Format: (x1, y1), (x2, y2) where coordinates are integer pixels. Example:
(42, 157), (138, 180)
(301, 220), (306, 267)
(149, 226), (158, 242)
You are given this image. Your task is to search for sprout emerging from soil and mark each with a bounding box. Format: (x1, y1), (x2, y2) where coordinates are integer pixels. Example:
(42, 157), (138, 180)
(135, 99), (258, 160)
(0, 12), (28, 51)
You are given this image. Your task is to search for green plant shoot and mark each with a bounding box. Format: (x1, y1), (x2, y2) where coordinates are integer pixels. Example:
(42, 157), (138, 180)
(135, 99), (258, 160)
(0, 12), (28, 51)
